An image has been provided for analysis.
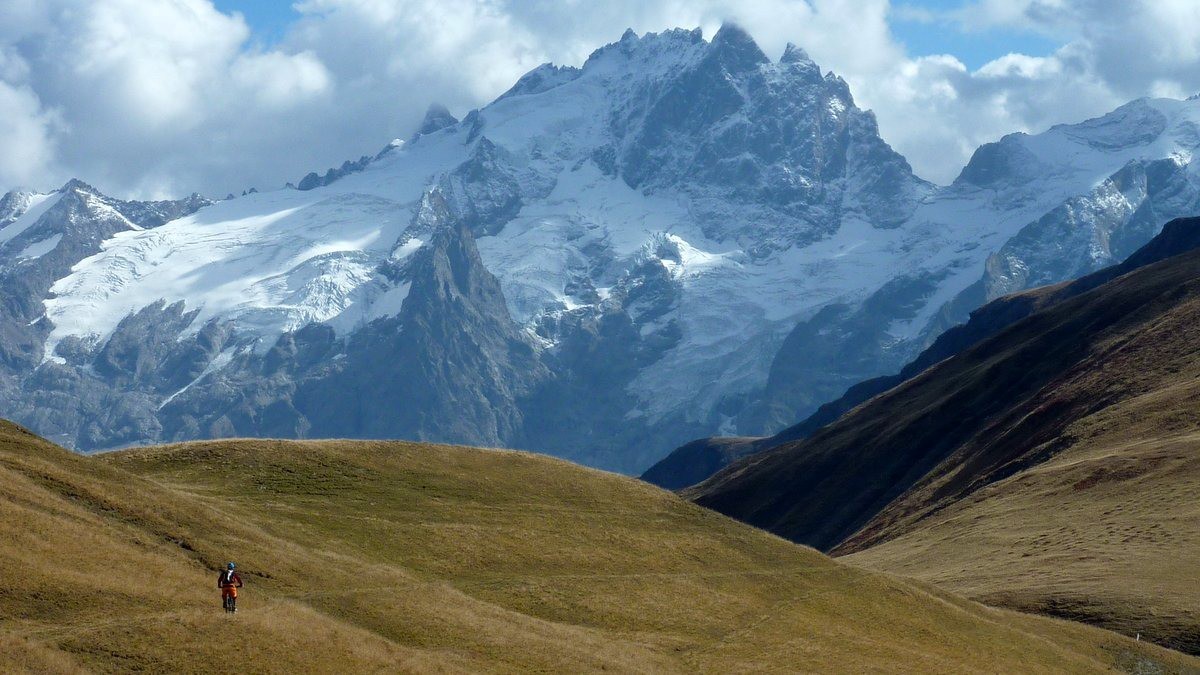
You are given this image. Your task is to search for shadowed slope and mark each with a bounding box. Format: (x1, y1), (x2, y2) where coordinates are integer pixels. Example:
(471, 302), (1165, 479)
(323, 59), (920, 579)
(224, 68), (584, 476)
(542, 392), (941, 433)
(640, 437), (761, 490)
(0, 422), (1191, 671)
(689, 240), (1200, 653)
(647, 217), (1200, 490)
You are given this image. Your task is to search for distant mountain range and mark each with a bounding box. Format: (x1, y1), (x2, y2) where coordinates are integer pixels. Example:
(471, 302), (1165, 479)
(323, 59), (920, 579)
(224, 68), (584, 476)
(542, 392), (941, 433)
(6, 25), (1200, 472)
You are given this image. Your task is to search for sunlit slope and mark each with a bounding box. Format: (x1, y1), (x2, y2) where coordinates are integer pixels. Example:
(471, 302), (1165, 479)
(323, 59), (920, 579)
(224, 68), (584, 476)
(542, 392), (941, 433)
(835, 249), (1200, 654)
(842, 338), (1200, 653)
(844, 427), (1200, 655)
(689, 245), (1200, 655)
(0, 423), (1190, 672)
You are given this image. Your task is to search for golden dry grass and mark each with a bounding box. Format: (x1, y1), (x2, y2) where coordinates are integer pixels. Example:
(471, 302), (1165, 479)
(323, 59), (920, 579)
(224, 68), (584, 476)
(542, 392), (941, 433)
(843, 274), (1200, 655)
(689, 248), (1200, 656)
(846, 378), (1200, 654)
(0, 422), (1193, 672)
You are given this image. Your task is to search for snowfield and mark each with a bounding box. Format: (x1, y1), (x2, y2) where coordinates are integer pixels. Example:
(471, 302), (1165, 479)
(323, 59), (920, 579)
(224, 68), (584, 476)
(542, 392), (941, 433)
(12, 26), (1200, 469)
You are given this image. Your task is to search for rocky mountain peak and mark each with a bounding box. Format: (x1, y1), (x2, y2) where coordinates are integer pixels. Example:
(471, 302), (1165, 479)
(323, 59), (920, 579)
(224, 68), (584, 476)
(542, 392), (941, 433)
(952, 133), (1036, 189)
(707, 22), (770, 72)
(407, 188), (510, 315)
(0, 188), (40, 226)
(779, 43), (822, 83)
(297, 156), (374, 191)
(954, 96), (1200, 191)
(58, 178), (98, 195)
(579, 27), (706, 80)
(780, 42), (812, 64)
(498, 63), (582, 100)
(822, 72), (854, 103)
(603, 25), (923, 248)
(416, 103), (459, 136)
(1061, 97), (1168, 150)
(7, 25), (1200, 478)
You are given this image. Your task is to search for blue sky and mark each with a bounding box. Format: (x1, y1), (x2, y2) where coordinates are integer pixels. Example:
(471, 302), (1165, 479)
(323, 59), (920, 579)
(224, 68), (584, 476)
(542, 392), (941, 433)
(212, 0), (299, 45)
(890, 1), (1060, 69)
(214, 0), (1062, 71)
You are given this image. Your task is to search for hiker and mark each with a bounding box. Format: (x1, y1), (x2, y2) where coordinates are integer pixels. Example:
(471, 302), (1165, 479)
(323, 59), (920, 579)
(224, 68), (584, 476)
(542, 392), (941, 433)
(218, 562), (244, 613)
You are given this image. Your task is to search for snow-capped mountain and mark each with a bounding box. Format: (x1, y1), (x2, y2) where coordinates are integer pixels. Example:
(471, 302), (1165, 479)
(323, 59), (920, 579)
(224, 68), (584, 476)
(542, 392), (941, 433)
(4, 25), (1200, 472)
(0, 181), (208, 372)
(743, 95), (1200, 433)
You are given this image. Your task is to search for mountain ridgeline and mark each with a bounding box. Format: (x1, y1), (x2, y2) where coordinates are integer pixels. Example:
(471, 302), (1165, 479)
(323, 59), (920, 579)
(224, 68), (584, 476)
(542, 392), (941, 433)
(645, 216), (1200, 488)
(5, 25), (1200, 472)
(687, 217), (1200, 653)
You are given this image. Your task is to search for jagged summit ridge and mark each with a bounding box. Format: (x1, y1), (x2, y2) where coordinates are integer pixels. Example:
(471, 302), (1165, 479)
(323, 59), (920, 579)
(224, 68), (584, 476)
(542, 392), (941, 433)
(735, 93), (1200, 434)
(4, 26), (1200, 474)
(780, 42), (812, 64)
(416, 103), (459, 136)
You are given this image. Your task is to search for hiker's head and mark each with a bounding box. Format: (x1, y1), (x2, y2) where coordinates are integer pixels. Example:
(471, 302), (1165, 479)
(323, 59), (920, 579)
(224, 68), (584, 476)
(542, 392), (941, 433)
(227, 562), (236, 571)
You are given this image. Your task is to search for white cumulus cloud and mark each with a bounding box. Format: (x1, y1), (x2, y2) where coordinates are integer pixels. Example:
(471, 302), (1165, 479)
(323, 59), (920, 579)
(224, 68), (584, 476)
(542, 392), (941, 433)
(2, 0), (1200, 195)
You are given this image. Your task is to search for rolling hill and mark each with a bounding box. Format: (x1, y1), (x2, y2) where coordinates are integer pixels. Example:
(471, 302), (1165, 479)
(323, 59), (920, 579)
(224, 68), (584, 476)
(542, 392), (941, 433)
(688, 221), (1200, 654)
(0, 422), (1192, 672)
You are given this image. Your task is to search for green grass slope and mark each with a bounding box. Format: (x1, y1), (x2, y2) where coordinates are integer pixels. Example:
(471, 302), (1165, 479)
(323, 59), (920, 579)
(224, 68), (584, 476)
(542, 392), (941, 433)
(0, 422), (1193, 672)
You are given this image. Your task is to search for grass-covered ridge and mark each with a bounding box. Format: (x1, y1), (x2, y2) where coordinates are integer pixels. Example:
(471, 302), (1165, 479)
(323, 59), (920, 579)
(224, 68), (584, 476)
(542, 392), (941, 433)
(690, 243), (1200, 655)
(0, 422), (1194, 672)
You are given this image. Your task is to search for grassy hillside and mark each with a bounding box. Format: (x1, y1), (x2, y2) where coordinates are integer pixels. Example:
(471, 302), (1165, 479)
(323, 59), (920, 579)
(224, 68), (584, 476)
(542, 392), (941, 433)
(844, 427), (1200, 656)
(842, 291), (1200, 652)
(0, 423), (1192, 672)
(689, 243), (1200, 654)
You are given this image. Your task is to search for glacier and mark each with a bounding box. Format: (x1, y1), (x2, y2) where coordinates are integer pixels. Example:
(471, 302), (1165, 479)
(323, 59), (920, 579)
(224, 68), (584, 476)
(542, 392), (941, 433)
(6, 26), (1200, 472)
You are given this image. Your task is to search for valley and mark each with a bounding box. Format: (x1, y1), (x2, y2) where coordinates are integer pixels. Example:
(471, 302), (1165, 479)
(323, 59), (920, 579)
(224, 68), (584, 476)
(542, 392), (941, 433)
(689, 218), (1200, 654)
(0, 421), (1193, 672)
(2, 16), (1199, 673)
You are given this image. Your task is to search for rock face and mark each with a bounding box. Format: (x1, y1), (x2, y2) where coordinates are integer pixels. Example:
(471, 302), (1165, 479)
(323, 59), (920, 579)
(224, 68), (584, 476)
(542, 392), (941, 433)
(297, 156), (374, 191)
(0, 181), (211, 448)
(5, 27), (1200, 473)
(154, 189), (546, 448)
(645, 217), (1200, 489)
(689, 216), (1200, 549)
(743, 96), (1200, 436)
(415, 103), (459, 137)
(0, 181), (209, 373)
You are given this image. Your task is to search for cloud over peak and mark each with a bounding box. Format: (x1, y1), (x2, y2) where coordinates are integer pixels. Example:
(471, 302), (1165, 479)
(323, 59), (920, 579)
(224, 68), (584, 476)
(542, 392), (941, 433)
(1, 0), (1198, 197)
